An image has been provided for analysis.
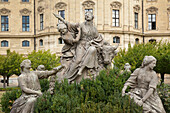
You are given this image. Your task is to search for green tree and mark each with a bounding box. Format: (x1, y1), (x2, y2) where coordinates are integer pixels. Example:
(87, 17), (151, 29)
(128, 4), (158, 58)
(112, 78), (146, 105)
(0, 50), (23, 88)
(114, 41), (170, 82)
(27, 50), (60, 70)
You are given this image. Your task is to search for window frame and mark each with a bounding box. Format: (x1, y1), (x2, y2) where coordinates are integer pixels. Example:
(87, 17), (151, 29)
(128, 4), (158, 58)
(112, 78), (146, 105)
(113, 36), (120, 43)
(112, 9), (120, 27)
(39, 39), (43, 46)
(148, 14), (156, 30)
(135, 38), (139, 44)
(40, 14), (43, 30)
(134, 13), (138, 29)
(1, 15), (9, 31)
(22, 40), (29, 47)
(1, 40), (8, 47)
(22, 16), (29, 32)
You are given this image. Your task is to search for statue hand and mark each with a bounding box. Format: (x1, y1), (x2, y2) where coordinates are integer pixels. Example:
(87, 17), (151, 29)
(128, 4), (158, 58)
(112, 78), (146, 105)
(137, 99), (143, 106)
(53, 65), (64, 72)
(36, 91), (43, 96)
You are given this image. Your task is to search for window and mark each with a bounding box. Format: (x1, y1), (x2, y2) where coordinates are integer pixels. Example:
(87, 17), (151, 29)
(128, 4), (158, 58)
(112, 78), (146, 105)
(58, 37), (64, 44)
(135, 38), (139, 44)
(1, 0), (8, 2)
(113, 36), (120, 43)
(85, 9), (93, 13)
(22, 40), (29, 47)
(1, 16), (9, 31)
(22, 16), (29, 31)
(112, 10), (119, 27)
(58, 10), (65, 19)
(22, 0), (29, 2)
(148, 14), (156, 30)
(134, 13), (138, 29)
(40, 14), (43, 30)
(1, 40), (8, 47)
(149, 39), (156, 43)
(39, 39), (43, 46)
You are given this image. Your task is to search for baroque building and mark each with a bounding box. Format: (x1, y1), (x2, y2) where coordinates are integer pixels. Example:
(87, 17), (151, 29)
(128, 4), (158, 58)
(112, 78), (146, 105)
(0, 0), (169, 55)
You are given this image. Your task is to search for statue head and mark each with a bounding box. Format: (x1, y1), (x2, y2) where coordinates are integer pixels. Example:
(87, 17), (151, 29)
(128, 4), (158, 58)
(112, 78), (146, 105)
(57, 22), (68, 35)
(20, 59), (31, 73)
(124, 63), (131, 72)
(37, 65), (45, 71)
(141, 56), (157, 69)
(85, 11), (94, 21)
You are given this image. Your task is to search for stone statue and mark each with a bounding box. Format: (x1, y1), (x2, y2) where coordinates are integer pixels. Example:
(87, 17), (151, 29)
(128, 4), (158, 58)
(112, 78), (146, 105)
(54, 11), (118, 83)
(122, 56), (166, 113)
(10, 59), (63, 113)
(124, 63), (131, 73)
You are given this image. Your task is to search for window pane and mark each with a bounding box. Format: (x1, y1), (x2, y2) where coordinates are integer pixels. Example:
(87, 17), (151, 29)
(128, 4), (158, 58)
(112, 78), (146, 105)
(148, 14), (151, 22)
(148, 23), (151, 30)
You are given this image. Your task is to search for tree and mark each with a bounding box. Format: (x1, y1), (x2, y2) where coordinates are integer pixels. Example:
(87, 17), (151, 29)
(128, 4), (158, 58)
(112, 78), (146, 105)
(0, 50), (23, 88)
(27, 50), (60, 70)
(114, 41), (170, 82)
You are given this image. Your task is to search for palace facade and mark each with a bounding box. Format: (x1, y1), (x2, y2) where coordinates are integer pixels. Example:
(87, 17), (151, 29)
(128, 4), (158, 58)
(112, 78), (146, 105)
(0, 0), (170, 55)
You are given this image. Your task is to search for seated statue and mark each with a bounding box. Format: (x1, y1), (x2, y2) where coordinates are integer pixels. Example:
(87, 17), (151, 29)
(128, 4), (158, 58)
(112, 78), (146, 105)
(10, 59), (63, 113)
(122, 56), (166, 113)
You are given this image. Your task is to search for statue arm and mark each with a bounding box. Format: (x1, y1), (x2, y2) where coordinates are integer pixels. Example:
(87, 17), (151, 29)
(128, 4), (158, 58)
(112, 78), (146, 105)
(142, 88), (154, 102)
(36, 65), (63, 79)
(73, 27), (81, 43)
(18, 76), (40, 95)
(53, 13), (67, 25)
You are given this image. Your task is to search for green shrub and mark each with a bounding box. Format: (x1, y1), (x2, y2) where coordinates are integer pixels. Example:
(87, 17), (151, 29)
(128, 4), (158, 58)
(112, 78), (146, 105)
(34, 68), (143, 113)
(39, 79), (49, 92)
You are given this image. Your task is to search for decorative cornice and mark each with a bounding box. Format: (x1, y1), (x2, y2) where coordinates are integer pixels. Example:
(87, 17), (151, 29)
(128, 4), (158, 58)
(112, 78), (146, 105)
(82, 0), (95, 8)
(0, 8), (11, 15)
(20, 8), (31, 15)
(133, 5), (140, 13)
(146, 7), (158, 14)
(37, 6), (44, 13)
(110, 1), (122, 9)
(167, 7), (170, 12)
(55, 2), (67, 9)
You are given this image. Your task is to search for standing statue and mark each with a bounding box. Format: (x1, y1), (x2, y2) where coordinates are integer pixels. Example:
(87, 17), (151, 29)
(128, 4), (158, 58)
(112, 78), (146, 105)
(54, 11), (118, 83)
(10, 59), (63, 113)
(122, 56), (166, 113)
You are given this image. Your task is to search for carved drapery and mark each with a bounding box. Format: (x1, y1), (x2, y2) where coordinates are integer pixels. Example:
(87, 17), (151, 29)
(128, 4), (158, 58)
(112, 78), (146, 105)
(82, 0), (95, 8)
(20, 8), (31, 15)
(55, 2), (67, 9)
(146, 7), (158, 14)
(37, 6), (44, 13)
(110, 1), (122, 9)
(0, 8), (11, 15)
(133, 5), (140, 13)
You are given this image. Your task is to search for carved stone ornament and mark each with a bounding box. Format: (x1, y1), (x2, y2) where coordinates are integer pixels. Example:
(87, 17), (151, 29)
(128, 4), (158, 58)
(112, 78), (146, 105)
(133, 5), (140, 13)
(37, 6), (44, 13)
(146, 7), (158, 14)
(167, 7), (170, 12)
(82, 0), (95, 8)
(55, 2), (67, 9)
(110, 1), (122, 9)
(20, 8), (31, 15)
(0, 8), (11, 14)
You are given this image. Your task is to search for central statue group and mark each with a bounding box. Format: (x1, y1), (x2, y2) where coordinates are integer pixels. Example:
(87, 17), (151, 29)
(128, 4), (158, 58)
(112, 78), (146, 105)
(54, 11), (118, 83)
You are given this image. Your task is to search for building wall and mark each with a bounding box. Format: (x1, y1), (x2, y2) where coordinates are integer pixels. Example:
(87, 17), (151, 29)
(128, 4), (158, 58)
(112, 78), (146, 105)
(0, 0), (169, 55)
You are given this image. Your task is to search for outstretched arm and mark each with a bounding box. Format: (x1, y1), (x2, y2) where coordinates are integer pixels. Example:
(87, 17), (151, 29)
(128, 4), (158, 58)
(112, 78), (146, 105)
(36, 65), (64, 79)
(73, 27), (81, 43)
(53, 13), (67, 25)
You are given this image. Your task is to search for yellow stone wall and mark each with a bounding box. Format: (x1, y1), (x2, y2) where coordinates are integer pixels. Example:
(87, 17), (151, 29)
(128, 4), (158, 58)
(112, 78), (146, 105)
(0, 0), (169, 55)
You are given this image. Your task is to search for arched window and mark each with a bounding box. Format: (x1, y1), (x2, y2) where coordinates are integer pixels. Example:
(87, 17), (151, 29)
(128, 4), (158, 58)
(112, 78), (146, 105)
(135, 38), (139, 44)
(39, 39), (43, 46)
(22, 40), (29, 47)
(113, 36), (120, 43)
(149, 39), (156, 43)
(1, 40), (8, 47)
(58, 37), (64, 44)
